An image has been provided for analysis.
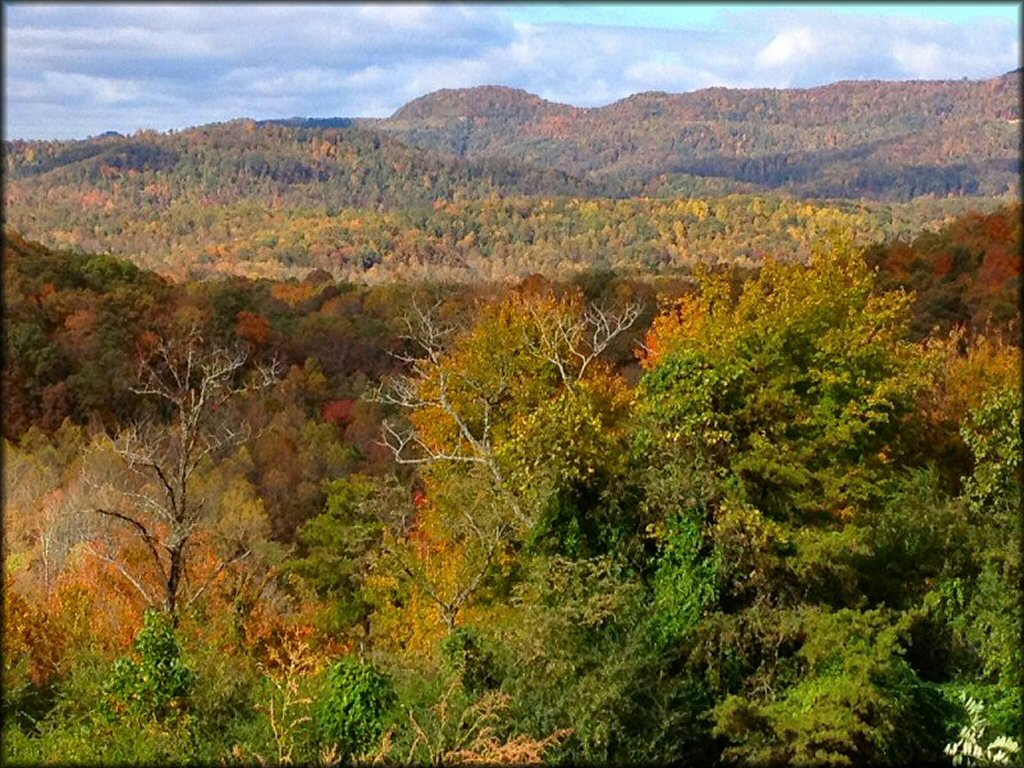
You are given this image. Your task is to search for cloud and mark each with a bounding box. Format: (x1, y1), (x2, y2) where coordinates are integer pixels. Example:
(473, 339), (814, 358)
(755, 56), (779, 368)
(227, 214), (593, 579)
(756, 28), (819, 70)
(739, 9), (1019, 85)
(891, 40), (947, 78)
(3, 3), (1019, 139)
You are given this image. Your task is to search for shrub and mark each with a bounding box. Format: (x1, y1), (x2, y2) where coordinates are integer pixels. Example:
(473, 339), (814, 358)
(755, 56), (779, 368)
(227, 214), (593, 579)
(315, 657), (396, 759)
(103, 609), (195, 719)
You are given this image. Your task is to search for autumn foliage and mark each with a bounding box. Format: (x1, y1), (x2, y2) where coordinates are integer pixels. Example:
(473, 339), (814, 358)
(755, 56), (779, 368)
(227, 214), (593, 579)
(3, 206), (1020, 764)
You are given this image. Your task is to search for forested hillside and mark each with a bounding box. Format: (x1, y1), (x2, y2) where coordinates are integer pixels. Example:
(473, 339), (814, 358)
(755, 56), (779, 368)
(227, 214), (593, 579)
(1, 119), (1012, 282)
(374, 72), (1021, 199)
(866, 204), (1021, 340)
(5, 73), (1018, 284)
(4, 119), (610, 280)
(3, 64), (1021, 766)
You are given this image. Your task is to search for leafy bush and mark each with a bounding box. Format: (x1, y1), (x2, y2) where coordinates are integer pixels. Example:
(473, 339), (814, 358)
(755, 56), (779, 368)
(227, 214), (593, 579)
(946, 694), (1021, 767)
(103, 609), (195, 719)
(440, 627), (500, 696)
(315, 657), (396, 759)
(2, 645), (200, 765)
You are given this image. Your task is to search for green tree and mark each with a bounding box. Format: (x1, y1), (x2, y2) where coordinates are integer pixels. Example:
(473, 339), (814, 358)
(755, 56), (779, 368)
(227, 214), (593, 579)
(288, 475), (382, 637)
(955, 384), (1022, 737)
(636, 241), (948, 764)
(104, 609), (195, 720)
(315, 657), (396, 760)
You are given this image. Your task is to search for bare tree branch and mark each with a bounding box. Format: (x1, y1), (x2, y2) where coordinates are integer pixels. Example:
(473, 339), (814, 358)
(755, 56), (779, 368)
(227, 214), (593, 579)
(386, 297), (459, 365)
(84, 542), (156, 606)
(184, 548), (252, 609)
(89, 328), (279, 623)
(378, 420), (491, 466)
(578, 300), (643, 379)
(94, 507), (170, 584)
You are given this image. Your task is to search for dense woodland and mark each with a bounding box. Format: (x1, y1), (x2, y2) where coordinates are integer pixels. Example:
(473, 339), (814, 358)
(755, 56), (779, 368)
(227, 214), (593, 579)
(4, 72), (1020, 284)
(2, 72), (1022, 766)
(3, 198), (1021, 764)
(375, 73), (1021, 199)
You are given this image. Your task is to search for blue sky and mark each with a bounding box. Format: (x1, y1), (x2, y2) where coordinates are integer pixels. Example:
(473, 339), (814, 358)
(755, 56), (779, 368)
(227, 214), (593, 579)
(505, 3), (1020, 28)
(4, 2), (1021, 140)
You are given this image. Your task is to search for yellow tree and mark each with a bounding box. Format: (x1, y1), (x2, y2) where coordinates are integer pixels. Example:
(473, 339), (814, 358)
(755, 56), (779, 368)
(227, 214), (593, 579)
(371, 285), (641, 634)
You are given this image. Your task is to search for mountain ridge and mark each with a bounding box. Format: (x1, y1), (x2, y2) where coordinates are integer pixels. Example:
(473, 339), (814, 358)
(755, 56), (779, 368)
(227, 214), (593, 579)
(367, 70), (1021, 198)
(379, 69), (1021, 121)
(3, 72), (1018, 281)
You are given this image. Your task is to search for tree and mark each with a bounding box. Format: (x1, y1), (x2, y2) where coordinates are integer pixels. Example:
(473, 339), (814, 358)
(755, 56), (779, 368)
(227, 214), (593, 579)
(315, 657), (396, 760)
(636, 241), (948, 764)
(955, 381), (1022, 737)
(377, 288), (640, 528)
(370, 287), (641, 632)
(88, 328), (278, 625)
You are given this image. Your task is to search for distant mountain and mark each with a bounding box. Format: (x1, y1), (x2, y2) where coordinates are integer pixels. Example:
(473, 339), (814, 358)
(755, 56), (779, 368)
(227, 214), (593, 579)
(370, 72), (1022, 200)
(389, 86), (571, 123)
(2, 117), (616, 279)
(258, 117), (355, 130)
(3, 74), (1018, 282)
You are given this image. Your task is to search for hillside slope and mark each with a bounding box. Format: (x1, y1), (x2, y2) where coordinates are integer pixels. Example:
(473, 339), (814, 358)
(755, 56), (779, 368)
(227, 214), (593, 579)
(4, 117), (605, 211)
(372, 72), (1022, 199)
(3, 75), (1018, 281)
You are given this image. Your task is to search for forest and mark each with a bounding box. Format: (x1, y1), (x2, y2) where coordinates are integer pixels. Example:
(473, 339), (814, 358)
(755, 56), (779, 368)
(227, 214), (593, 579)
(4, 70), (1021, 285)
(3, 192), (1021, 764)
(3, 63), (1023, 765)
(374, 73), (1021, 200)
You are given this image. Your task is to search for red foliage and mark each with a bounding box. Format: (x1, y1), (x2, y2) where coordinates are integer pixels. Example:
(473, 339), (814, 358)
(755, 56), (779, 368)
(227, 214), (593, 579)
(979, 245), (1020, 288)
(4, 582), (67, 686)
(136, 330), (162, 358)
(235, 310), (272, 348)
(39, 381), (73, 431)
(884, 243), (915, 281)
(322, 398), (356, 426)
(931, 250), (955, 278)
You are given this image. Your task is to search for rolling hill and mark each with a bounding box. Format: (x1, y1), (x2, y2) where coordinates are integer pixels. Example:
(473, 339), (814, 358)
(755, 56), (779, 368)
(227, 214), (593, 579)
(370, 72), (1022, 199)
(3, 73), (1018, 281)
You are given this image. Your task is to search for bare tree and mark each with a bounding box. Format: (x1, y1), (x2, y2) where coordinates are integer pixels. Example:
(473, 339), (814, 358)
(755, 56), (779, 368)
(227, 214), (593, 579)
(374, 295), (642, 504)
(519, 299), (643, 386)
(368, 294), (641, 627)
(88, 329), (278, 624)
(373, 298), (527, 524)
(4, 433), (97, 601)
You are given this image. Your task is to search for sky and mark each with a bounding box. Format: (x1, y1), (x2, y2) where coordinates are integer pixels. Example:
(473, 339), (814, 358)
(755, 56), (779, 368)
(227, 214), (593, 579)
(4, 2), (1021, 140)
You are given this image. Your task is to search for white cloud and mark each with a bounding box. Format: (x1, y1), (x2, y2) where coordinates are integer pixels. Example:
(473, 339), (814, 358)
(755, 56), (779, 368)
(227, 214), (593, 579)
(28, 72), (147, 106)
(892, 40), (947, 78)
(623, 59), (730, 93)
(219, 67), (351, 97)
(756, 28), (819, 70)
(9, 24), (220, 61)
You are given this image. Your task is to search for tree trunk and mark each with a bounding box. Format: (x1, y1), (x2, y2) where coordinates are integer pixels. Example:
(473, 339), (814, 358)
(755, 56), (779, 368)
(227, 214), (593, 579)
(166, 544), (184, 627)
